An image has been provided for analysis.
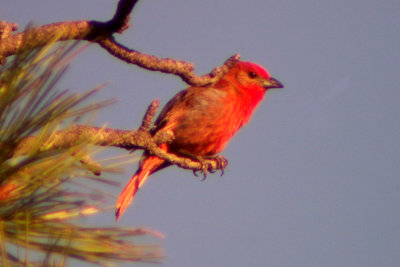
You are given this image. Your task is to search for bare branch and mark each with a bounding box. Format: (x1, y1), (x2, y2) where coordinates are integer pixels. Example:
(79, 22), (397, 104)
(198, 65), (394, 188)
(0, 0), (138, 59)
(109, 0), (139, 33)
(1, 21), (90, 58)
(99, 37), (241, 86)
(0, 0), (240, 86)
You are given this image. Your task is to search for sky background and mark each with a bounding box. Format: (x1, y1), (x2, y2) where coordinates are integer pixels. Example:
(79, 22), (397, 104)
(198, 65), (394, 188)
(2, 0), (400, 266)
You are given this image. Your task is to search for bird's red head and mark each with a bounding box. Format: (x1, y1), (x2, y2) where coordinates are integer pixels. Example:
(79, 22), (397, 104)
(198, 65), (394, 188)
(227, 61), (284, 91)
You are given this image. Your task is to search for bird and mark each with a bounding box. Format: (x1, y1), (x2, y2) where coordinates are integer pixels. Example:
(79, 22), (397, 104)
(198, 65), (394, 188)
(115, 60), (283, 219)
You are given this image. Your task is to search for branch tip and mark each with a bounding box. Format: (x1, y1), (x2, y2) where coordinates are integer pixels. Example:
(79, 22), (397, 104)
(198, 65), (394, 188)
(139, 99), (160, 131)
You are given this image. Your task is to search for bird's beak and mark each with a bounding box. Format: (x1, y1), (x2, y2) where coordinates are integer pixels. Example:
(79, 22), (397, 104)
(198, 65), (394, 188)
(263, 77), (284, 89)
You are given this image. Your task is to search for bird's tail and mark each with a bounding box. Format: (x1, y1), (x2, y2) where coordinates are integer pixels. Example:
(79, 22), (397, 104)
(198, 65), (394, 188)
(116, 156), (165, 220)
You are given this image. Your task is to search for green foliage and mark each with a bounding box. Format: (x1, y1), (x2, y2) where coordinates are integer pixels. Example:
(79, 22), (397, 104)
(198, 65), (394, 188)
(0, 41), (162, 266)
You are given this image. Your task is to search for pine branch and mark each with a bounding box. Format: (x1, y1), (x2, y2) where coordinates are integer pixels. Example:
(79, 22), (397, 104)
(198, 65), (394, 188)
(0, 40), (163, 266)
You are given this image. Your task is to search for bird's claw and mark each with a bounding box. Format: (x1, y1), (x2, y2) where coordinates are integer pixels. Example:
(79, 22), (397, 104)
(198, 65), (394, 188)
(192, 160), (211, 181)
(193, 170), (207, 181)
(192, 155), (228, 180)
(213, 155), (228, 176)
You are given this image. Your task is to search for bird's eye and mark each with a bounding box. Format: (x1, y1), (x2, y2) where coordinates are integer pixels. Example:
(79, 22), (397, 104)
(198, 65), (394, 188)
(248, 71), (257, 79)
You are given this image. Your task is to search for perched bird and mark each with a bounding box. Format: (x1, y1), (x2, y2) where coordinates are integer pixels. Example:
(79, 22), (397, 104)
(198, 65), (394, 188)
(116, 61), (283, 219)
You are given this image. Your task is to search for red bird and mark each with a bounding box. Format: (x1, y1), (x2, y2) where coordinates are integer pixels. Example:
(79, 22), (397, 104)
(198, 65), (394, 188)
(116, 61), (283, 219)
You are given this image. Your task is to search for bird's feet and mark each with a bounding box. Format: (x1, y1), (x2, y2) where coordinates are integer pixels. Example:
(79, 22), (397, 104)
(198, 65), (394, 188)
(185, 154), (228, 180)
(205, 155), (228, 176)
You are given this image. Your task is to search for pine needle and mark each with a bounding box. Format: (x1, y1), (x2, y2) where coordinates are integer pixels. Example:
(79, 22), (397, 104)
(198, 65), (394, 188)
(0, 37), (162, 265)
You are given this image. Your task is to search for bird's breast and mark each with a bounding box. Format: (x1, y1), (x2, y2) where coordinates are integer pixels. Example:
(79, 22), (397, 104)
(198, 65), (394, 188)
(169, 91), (245, 156)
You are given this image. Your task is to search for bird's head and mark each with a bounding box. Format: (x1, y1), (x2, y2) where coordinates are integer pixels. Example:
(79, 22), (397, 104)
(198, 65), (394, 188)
(227, 61), (284, 92)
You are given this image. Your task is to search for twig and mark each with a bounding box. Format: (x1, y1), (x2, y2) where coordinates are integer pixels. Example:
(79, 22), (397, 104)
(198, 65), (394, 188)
(139, 99), (160, 131)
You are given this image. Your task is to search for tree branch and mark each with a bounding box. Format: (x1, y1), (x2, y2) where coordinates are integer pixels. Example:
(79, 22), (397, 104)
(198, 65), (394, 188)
(0, 0), (240, 86)
(14, 100), (227, 175)
(98, 38), (240, 86)
(109, 0), (139, 33)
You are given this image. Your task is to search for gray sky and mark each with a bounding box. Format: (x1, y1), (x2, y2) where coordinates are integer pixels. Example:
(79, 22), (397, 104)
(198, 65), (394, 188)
(2, 0), (400, 266)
